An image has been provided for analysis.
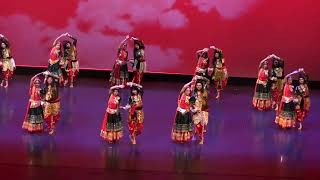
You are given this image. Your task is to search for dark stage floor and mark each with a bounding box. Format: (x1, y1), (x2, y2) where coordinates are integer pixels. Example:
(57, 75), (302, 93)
(0, 75), (319, 180)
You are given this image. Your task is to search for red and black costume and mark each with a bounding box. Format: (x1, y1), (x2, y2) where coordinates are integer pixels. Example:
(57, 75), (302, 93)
(110, 44), (129, 86)
(275, 81), (296, 128)
(132, 39), (145, 85)
(22, 77), (44, 132)
(252, 64), (272, 110)
(171, 91), (194, 143)
(100, 91), (123, 143)
(295, 74), (311, 123)
(127, 87), (144, 137)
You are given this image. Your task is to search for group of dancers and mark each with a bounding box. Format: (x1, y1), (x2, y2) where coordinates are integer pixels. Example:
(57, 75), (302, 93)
(171, 46), (228, 144)
(253, 54), (311, 130)
(21, 32), (79, 134)
(100, 35), (146, 144)
(0, 33), (312, 144)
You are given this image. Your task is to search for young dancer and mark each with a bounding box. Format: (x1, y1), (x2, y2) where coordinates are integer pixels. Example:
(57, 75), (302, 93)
(171, 82), (194, 143)
(42, 72), (61, 135)
(122, 82), (144, 145)
(191, 79), (209, 144)
(275, 68), (304, 129)
(270, 55), (284, 109)
(110, 35), (130, 86)
(131, 37), (145, 85)
(0, 34), (16, 88)
(295, 72), (311, 130)
(210, 46), (228, 99)
(47, 34), (65, 83)
(62, 33), (79, 88)
(252, 55), (273, 110)
(22, 73), (44, 132)
(100, 85), (125, 143)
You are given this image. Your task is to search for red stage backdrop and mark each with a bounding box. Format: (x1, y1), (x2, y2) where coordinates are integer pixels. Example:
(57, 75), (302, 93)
(1, 0), (319, 80)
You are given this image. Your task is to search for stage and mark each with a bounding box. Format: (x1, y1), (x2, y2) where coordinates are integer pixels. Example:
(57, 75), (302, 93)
(0, 75), (319, 180)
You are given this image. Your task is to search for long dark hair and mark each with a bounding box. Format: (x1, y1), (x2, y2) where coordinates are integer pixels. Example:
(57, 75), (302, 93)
(0, 37), (10, 58)
(134, 40), (145, 50)
(130, 86), (143, 96)
(272, 58), (284, 69)
(213, 49), (224, 64)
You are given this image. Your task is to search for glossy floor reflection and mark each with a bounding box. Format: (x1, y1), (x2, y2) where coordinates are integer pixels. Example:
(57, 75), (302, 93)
(0, 75), (319, 179)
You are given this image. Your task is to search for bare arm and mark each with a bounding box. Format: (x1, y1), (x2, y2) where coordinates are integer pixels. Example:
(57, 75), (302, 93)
(127, 82), (143, 89)
(53, 33), (67, 46)
(66, 33), (77, 46)
(180, 81), (192, 95)
(119, 35), (130, 48)
(108, 85), (125, 94)
(284, 68), (304, 82)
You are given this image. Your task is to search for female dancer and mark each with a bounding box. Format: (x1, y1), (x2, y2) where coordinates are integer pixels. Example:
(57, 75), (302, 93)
(100, 85), (125, 143)
(122, 82), (144, 145)
(275, 68), (304, 129)
(131, 37), (146, 85)
(270, 55), (285, 109)
(193, 48), (211, 87)
(109, 35), (130, 86)
(252, 55), (272, 110)
(0, 34), (16, 88)
(191, 79), (209, 144)
(171, 82), (194, 143)
(42, 72), (61, 135)
(210, 46), (228, 99)
(295, 72), (311, 130)
(22, 73), (44, 132)
(47, 33), (67, 83)
(62, 33), (79, 88)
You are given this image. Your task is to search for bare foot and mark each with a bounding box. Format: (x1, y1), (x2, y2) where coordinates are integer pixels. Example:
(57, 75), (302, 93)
(0, 80), (3, 87)
(49, 129), (55, 135)
(70, 84), (74, 88)
(298, 123), (303, 130)
(199, 139), (204, 145)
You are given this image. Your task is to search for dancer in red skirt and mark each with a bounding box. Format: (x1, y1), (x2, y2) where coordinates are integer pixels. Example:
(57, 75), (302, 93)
(252, 55), (273, 110)
(122, 82), (144, 145)
(100, 85), (125, 143)
(295, 72), (311, 130)
(110, 35), (130, 86)
(0, 34), (16, 88)
(275, 68), (304, 129)
(171, 82), (194, 143)
(22, 73), (45, 132)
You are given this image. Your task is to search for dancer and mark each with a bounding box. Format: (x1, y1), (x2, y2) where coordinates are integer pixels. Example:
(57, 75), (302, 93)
(270, 54), (285, 110)
(295, 72), (311, 130)
(252, 55), (272, 110)
(191, 79), (209, 144)
(171, 82), (194, 143)
(193, 48), (211, 88)
(275, 68), (304, 129)
(109, 35), (130, 86)
(47, 33), (67, 83)
(210, 46), (228, 99)
(42, 72), (61, 135)
(100, 85), (125, 143)
(62, 33), (79, 88)
(122, 82), (144, 145)
(0, 34), (16, 88)
(22, 73), (44, 132)
(131, 37), (146, 85)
